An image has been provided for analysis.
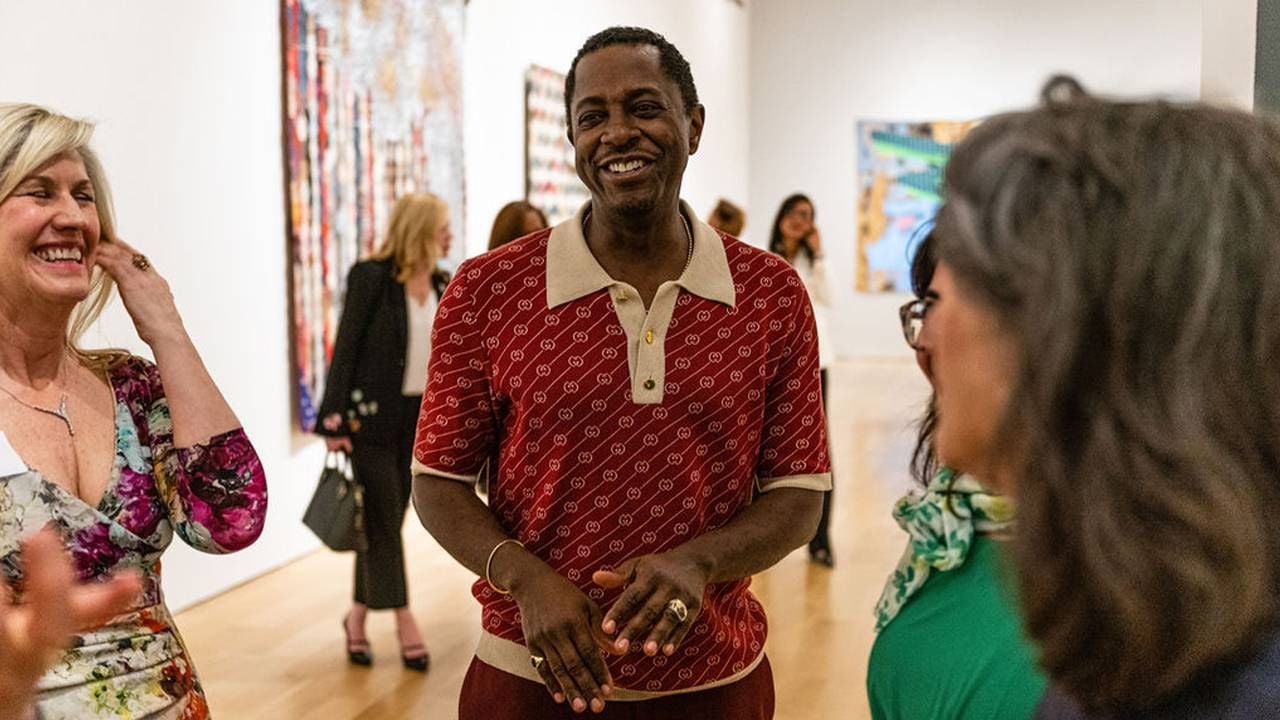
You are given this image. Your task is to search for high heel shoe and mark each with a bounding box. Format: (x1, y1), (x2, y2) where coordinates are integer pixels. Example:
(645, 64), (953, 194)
(808, 544), (835, 568)
(400, 644), (430, 672)
(343, 615), (372, 667)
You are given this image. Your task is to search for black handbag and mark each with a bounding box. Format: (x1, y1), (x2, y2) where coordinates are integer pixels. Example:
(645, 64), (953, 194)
(303, 451), (367, 553)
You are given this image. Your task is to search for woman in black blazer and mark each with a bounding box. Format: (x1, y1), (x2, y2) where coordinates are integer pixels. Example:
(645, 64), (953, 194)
(315, 192), (451, 671)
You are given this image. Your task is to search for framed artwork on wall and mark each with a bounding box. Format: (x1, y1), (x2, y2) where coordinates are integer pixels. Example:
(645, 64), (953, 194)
(525, 64), (589, 224)
(282, 0), (465, 431)
(855, 119), (978, 292)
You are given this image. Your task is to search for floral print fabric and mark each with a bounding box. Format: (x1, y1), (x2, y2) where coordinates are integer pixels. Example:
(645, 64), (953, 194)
(873, 468), (1014, 632)
(0, 356), (267, 719)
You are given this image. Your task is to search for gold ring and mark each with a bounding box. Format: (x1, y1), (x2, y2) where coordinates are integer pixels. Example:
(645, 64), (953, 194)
(131, 254), (151, 271)
(529, 654), (547, 671)
(664, 598), (689, 624)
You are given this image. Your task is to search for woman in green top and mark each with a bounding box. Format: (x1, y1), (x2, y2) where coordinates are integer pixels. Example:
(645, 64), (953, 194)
(866, 232), (1046, 719)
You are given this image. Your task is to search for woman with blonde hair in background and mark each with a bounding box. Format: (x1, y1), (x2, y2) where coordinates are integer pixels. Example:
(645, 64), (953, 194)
(0, 103), (267, 719)
(487, 200), (547, 251)
(316, 192), (452, 671)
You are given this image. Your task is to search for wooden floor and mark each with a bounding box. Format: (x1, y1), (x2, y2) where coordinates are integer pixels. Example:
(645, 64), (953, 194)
(175, 359), (928, 719)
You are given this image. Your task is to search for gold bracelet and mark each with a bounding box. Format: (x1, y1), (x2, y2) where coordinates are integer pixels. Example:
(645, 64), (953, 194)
(485, 538), (524, 595)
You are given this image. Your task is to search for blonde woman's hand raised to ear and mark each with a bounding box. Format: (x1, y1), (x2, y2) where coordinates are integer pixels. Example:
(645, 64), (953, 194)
(93, 237), (241, 447)
(93, 238), (185, 347)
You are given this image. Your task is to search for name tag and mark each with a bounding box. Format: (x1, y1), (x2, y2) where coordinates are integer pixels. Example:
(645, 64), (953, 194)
(0, 431), (31, 478)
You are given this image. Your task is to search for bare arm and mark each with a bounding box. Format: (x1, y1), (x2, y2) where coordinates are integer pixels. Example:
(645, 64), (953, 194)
(673, 487), (822, 583)
(148, 330), (240, 447)
(413, 474), (616, 714)
(95, 239), (239, 447)
(593, 488), (822, 656)
(411, 473), (524, 580)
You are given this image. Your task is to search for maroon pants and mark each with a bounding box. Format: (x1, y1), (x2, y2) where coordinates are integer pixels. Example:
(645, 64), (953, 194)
(458, 656), (776, 720)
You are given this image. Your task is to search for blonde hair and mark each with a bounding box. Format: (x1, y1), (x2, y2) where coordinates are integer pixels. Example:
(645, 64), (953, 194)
(0, 103), (124, 369)
(371, 192), (448, 282)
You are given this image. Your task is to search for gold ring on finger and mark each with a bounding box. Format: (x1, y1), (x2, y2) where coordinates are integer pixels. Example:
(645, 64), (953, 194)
(131, 254), (151, 271)
(529, 654), (547, 671)
(664, 598), (689, 624)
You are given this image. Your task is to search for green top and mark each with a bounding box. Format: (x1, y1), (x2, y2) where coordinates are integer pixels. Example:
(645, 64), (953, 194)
(867, 535), (1047, 720)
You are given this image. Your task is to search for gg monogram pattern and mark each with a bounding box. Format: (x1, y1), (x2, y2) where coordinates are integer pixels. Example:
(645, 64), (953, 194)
(414, 218), (830, 695)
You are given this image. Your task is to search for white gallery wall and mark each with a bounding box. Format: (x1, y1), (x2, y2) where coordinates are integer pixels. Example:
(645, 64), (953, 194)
(747, 0), (1254, 358)
(1203, 0), (1260, 106)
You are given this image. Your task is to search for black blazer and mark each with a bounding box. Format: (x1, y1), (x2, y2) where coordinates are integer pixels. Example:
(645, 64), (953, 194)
(315, 258), (448, 445)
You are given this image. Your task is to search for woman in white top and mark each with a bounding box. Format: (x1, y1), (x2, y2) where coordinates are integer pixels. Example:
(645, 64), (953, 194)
(315, 193), (452, 672)
(769, 194), (836, 566)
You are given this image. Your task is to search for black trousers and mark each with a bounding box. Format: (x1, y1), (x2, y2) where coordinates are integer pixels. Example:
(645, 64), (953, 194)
(809, 370), (833, 551)
(351, 394), (420, 610)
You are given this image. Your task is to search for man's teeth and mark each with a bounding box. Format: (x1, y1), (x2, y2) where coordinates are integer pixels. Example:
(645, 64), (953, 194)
(35, 247), (83, 263)
(607, 160), (647, 173)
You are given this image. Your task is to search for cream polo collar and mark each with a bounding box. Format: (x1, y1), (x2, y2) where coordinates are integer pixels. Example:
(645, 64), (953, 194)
(546, 201), (737, 309)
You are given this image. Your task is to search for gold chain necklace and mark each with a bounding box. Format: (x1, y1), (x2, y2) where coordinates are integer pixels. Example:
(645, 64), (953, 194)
(583, 209), (696, 273)
(0, 355), (75, 437)
(679, 213), (695, 272)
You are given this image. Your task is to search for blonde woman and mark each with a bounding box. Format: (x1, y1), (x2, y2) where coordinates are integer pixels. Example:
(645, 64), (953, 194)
(316, 192), (451, 671)
(0, 103), (267, 719)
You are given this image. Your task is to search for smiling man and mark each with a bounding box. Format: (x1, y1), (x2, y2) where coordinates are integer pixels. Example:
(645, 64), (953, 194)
(412, 27), (831, 719)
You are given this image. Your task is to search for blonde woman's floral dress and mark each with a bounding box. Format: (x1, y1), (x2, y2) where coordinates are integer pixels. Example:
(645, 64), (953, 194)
(0, 356), (267, 720)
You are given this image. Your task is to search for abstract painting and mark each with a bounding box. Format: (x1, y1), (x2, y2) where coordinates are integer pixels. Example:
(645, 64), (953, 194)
(526, 65), (589, 224)
(282, 0), (464, 430)
(855, 119), (978, 292)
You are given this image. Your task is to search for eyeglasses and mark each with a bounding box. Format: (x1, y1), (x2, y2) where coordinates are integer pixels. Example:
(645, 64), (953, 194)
(898, 298), (929, 349)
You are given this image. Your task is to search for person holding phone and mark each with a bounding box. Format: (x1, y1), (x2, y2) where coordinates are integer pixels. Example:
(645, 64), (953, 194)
(769, 193), (836, 566)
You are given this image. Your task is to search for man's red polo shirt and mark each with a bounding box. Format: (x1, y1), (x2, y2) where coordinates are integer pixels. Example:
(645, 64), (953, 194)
(413, 202), (831, 698)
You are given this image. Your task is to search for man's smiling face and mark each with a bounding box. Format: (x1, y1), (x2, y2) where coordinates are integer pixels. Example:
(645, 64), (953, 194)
(567, 43), (703, 219)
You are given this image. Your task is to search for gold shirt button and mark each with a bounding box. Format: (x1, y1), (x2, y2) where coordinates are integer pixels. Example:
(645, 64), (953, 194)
(645, 329), (654, 344)
(643, 379), (656, 390)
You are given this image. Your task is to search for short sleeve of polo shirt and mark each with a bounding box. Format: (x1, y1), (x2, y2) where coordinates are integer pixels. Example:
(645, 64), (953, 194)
(755, 270), (832, 493)
(411, 260), (495, 483)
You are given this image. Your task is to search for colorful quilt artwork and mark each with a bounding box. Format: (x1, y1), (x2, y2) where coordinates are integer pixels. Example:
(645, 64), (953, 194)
(855, 120), (978, 293)
(282, 0), (464, 430)
(526, 65), (589, 224)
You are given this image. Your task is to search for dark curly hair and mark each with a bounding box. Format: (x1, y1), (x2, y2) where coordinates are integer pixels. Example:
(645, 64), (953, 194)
(564, 26), (699, 135)
(937, 76), (1280, 713)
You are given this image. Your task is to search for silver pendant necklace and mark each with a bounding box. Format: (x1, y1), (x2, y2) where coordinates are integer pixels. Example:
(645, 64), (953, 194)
(0, 355), (74, 437)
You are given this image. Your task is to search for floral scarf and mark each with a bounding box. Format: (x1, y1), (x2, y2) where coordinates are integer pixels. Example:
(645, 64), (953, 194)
(873, 468), (1015, 632)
